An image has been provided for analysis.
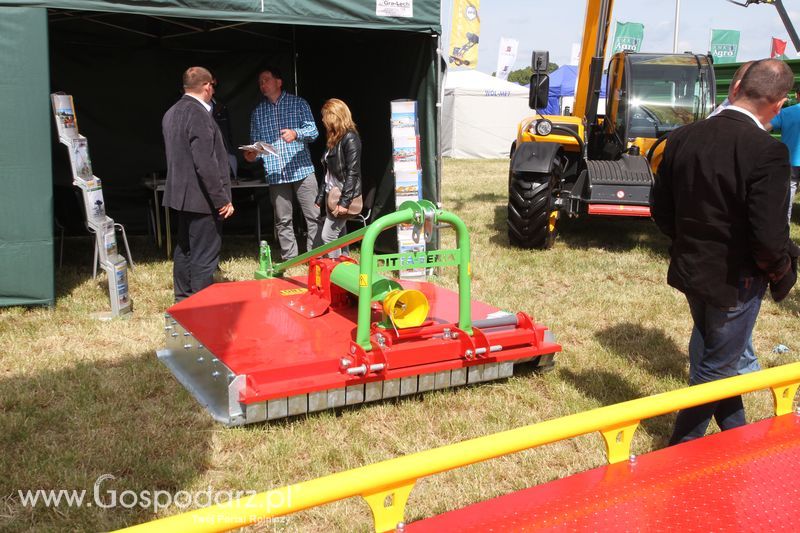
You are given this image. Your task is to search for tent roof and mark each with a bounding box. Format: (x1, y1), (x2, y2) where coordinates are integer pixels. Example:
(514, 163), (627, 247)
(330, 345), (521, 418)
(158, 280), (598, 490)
(444, 70), (528, 95)
(0, 0), (441, 32)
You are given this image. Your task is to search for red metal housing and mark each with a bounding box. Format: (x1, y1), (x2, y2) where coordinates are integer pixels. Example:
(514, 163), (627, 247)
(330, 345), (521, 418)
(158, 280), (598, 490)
(166, 277), (560, 408)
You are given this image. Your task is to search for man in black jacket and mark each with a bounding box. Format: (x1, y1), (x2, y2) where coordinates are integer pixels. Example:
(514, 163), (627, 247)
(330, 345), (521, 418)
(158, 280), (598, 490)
(652, 58), (798, 445)
(163, 66), (234, 302)
(210, 74), (238, 178)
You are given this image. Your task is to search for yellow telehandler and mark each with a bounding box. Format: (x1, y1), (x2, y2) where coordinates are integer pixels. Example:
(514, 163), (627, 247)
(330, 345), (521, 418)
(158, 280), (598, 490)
(507, 0), (716, 249)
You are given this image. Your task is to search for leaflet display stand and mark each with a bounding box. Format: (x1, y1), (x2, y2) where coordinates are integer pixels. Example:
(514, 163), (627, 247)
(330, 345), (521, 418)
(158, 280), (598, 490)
(390, 99), (427, 279)
(51, 93), (133, 318)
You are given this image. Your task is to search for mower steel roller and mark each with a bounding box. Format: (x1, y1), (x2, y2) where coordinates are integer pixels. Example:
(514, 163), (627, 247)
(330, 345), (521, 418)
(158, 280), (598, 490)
(157, 201), (561, 425)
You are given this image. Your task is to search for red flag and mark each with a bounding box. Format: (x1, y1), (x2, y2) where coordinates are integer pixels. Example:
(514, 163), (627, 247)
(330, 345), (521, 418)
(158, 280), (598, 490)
(771, 37), (788, 58)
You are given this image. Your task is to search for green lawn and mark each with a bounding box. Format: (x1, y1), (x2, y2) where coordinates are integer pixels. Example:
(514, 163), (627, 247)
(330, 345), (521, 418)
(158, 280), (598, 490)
(1, 158), (798, 532)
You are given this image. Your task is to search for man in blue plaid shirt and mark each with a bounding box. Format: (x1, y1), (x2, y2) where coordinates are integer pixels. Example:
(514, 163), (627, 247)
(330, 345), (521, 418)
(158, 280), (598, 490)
(244, 66), (319, 260)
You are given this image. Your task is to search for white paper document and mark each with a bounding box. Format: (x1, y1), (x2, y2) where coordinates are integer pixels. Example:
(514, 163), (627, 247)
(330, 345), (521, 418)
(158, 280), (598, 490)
(238, 141), (278, 157)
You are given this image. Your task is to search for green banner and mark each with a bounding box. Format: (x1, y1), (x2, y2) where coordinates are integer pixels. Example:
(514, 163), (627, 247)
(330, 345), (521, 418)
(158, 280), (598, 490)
(710, 29), (740, 64)
(612, 22), (644, 54)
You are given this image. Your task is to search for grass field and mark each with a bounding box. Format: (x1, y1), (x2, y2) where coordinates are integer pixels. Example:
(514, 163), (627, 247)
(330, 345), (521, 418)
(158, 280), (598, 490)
(1, 158), (799, 532)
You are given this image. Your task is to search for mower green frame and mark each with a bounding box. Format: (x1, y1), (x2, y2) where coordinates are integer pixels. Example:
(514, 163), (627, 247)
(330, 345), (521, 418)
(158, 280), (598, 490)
(254, 200), (473, 350)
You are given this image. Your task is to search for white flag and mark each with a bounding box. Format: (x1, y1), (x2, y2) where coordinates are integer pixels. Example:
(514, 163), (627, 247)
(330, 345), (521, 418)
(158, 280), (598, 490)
(495, 37), (519, 80)
(570, 42), (581, 65)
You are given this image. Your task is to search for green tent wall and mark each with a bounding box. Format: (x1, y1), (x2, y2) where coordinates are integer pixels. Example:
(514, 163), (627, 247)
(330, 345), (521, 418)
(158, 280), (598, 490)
(0, 1), (442, 307)
(0, 8), (53, 306)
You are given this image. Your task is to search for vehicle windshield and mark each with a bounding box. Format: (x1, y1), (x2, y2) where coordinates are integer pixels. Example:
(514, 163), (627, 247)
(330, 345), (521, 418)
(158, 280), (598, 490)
(626, 54), (714, 139)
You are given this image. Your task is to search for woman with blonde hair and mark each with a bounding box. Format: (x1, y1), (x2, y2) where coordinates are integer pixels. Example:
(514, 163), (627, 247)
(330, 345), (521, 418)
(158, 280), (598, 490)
(314, 98), (363, 257)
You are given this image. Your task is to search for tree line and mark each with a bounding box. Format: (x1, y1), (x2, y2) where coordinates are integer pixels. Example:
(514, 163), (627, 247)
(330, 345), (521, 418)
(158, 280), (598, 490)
(494, 63), (559, 84)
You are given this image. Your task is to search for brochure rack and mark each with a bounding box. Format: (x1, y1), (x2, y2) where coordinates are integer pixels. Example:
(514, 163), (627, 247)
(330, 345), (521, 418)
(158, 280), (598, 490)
(390, 100), (427, 278)
(51, 93), (133, 317)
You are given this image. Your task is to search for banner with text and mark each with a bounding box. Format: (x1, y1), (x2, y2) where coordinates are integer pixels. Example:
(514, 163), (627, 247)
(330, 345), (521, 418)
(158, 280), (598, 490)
(449, 0), (480, 68)
(771, 36), (788, 59)
(611, 22), (644, 54)
(495, 37), (519, 80)
(710, 29), (740, 64)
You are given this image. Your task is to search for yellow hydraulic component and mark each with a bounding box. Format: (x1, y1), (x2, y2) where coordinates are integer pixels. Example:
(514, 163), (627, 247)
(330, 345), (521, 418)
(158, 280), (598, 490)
(118, 362), (800, 533)
(383, 289), (429, 329)
(548, 210), (559, 233)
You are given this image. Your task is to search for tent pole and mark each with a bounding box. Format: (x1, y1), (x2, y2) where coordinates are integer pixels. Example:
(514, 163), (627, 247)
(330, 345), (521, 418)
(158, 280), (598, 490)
(435, 33), (444, 253)
(673, 0), (680, 53)
(436, 33), (443, 210)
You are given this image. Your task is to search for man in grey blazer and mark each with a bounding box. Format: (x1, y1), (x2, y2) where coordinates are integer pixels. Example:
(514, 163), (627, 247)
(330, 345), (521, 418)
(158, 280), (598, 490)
(162, 66), (234, 302)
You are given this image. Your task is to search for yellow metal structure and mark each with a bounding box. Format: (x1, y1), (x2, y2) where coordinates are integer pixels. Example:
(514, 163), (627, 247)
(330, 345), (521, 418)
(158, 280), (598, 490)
(629, 137), (657, 159)
(605, 49), (624, 126)
(644, 138), (666, 172)
(573, 0), (615, 120)
(601, 421), (640, 464)
(516, 114), (584, 151)
(118, 362), (800, 533)
(383, 289), (429, 329)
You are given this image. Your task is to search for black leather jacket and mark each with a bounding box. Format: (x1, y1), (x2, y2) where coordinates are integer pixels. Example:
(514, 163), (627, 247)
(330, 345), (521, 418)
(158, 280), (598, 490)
(316, 130), (362, 208)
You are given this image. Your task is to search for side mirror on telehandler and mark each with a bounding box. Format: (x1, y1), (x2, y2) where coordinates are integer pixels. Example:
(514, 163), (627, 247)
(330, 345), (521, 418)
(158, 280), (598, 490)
(528, 50), (550, 110)
(529, 72), (549, 110)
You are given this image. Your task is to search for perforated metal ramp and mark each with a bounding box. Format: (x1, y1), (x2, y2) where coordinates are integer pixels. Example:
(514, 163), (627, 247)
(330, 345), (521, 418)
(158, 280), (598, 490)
(408, 413), (800, 531)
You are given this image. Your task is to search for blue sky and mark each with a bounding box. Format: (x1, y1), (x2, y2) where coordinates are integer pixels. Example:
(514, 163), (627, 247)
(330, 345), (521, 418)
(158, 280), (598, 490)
(441, 0), (800, 74)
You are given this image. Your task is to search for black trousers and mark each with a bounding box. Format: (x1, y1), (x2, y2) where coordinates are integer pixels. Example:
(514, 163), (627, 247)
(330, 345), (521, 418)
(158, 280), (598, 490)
(173, 211), (222, 302)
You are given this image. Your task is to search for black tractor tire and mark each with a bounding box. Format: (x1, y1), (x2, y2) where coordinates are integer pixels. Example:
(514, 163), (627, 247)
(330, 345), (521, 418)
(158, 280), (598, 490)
(507, 170), (559, 249)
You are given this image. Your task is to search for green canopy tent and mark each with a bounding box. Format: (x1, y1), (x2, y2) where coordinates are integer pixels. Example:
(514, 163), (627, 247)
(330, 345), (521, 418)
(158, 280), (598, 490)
(0, 0), (442, 307)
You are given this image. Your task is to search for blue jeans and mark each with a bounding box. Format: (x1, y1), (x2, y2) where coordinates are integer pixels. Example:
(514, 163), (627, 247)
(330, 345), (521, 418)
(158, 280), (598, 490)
(689, 329), (760, 377)
(670, 276), (767, 445)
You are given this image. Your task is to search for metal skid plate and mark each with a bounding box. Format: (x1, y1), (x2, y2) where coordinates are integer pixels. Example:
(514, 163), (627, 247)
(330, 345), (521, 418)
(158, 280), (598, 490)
(158, 316), (243, 426)
(157, 279), (559, 425)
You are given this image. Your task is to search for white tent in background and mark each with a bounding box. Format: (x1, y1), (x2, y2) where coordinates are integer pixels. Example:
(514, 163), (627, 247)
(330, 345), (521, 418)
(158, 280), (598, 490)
(442, 70), (532, 159)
